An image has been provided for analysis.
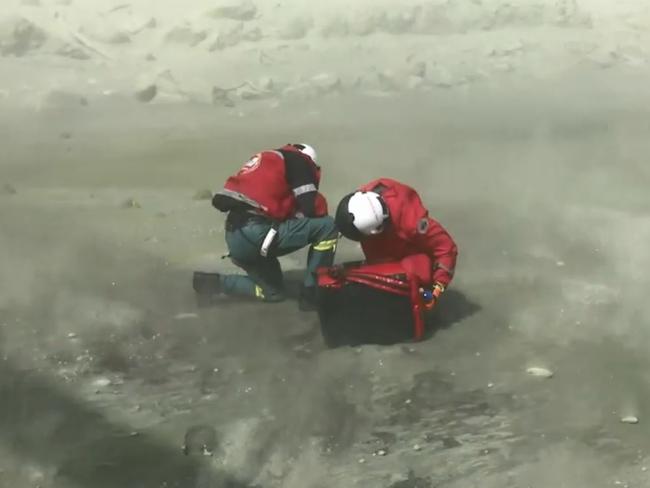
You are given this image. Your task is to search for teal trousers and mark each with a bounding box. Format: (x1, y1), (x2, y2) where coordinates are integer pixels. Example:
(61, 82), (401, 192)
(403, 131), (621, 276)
(222, 216), (338, 302)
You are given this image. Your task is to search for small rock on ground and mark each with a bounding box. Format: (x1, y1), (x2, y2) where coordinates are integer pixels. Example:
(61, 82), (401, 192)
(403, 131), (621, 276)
(620, 415), (639, 424)
(2, 183), (17, 195)
(193, 189), (213, 200)
(135, 84), (157, 103)
(121, 198), (141, 208)
(526, 366), (554, 378)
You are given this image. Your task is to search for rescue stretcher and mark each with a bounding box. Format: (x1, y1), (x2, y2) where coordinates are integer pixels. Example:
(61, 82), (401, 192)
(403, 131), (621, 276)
(316, 254), (436, 348)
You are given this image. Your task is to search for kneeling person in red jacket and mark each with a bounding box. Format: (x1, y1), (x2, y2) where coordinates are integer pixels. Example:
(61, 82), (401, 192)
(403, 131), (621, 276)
(195, 143), (338, 311)
(335, 178), (457, 305)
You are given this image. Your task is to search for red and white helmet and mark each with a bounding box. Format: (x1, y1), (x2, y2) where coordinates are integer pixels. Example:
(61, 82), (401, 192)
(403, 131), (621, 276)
(335, 191), (388, 240)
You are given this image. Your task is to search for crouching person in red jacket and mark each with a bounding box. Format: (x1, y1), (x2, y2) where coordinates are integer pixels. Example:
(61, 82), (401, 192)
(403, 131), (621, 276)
(194, 143), (338, 311)
(335, 178), (458, 306)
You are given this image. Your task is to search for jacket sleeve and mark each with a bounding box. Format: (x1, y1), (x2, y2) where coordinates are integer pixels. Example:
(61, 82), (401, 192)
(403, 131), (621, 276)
(282, 150), (319, 217)
(314, 191), (329, 217)
(409, 217), (458, 288)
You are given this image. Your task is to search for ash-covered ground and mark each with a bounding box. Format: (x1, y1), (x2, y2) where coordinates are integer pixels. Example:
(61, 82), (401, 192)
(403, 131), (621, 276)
(2, 82), (650, 488)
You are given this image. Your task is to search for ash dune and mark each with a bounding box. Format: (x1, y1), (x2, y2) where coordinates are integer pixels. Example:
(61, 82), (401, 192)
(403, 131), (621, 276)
(1, 0), (649, 108)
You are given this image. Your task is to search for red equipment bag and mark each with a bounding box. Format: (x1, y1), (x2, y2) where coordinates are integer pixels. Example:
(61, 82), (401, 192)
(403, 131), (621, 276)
(316, 254), (434, 348)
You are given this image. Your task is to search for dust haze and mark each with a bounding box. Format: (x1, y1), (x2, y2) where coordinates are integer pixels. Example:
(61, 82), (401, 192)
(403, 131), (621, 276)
(2, 1), (650, 487)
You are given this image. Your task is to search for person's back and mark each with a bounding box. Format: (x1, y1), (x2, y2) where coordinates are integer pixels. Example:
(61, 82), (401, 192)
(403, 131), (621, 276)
(194, 143), (338, 311)
(214, 144), (328, 221)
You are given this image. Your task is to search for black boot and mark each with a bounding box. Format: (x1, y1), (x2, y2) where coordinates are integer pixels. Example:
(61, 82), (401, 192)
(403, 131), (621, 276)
(193, 271), (222, 307)
(298, 285), (318, 312)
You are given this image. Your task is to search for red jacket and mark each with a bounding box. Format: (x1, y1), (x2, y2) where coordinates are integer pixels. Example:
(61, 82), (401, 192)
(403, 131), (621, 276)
(358, 178), (457, 288)
(219, 145), (327, 220)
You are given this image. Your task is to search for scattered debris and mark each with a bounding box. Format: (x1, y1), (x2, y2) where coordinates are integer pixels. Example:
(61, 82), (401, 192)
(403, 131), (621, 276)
(388, 470), (433, 488)
(121, 198), (141, 208)
(374, 70), (401, 91)
(409, 61), (427, 78)
(206, 0), (257, 21)
(79, 21), (130, 45)
(0, 16), (48, 57)
(429, 65), (457, 88)
(211, 85), (237, 107)
(70, 32), (111, 60)
(174, 312), (199, 320)
(310, 72), (341, 94)
(57, 43), (91, 60)
(526, 366), (554, 378)
(207, 22), (256, 51)
(169, 363), (198, 375)
(106, 3), (129, 13)
(442, 437), (462, 448)
(257, 76), (274, 92)
(275, 15), (312, 40)
(164, 25), (207, 47)
(92, 377), (112, 388)
(236, 83), (268, 100)
(128, 17), (157, 35)
(406, 75), (425, 90)
(183, 425), (217, 456)
(135, 84), (157, 103)
(2, 183), (17, 195)
(621, 415), (639, 424)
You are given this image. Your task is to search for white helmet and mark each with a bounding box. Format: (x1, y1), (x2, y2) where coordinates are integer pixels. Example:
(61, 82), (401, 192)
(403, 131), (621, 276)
(292, 143), (317, 163)
(335, 191), (388, 240)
